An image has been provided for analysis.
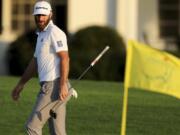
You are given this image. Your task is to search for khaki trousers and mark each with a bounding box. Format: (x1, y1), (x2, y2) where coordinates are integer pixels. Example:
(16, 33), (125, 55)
(26, 78), (70, 135)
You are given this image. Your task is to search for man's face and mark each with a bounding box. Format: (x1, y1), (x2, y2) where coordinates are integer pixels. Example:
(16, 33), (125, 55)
(34, 14), (51, 31)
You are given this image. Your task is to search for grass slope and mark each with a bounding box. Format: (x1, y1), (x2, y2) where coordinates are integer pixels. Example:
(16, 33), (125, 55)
(0, 76), (180, 135)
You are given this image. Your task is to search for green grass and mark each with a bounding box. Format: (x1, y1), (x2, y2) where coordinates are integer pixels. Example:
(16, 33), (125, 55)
(0, 76), (180, 135)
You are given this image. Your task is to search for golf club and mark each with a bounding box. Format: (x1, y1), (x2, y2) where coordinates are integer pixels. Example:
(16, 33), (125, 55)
(49, 45), (110, 119)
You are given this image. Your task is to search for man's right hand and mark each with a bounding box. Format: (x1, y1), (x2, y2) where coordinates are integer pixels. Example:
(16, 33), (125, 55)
(11, 85), (24, 101)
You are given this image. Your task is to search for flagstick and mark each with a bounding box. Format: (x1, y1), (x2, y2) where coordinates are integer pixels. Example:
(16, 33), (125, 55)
(120, 40), (133, 135)
(120, 86), (129, 135)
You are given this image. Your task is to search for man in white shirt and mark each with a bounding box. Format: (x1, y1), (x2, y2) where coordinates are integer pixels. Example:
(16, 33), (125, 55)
(11, 1), (69, 134)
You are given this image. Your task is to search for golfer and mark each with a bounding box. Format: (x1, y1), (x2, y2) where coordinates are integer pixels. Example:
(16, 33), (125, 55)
(11, 1), (70, 134)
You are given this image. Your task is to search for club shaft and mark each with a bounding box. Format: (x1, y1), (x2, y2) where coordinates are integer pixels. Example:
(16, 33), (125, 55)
(51, 66), (92, 111)
(77, 65), (92, 80)
(91, 46), (110, 66)
(77, 46), (110, 80)
(50, 46), (110, 115)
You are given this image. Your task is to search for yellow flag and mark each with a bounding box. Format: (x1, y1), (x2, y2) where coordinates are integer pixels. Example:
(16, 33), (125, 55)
(125, 40), (180, 99)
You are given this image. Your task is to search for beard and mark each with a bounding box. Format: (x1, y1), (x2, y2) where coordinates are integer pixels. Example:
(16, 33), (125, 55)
(35, 16), (51, 31)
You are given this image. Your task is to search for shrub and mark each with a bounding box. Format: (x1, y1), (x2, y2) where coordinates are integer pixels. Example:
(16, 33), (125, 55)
(7, 26), (126, 81)
(68, 25), (126, 81)
(7, 30), (37, 75)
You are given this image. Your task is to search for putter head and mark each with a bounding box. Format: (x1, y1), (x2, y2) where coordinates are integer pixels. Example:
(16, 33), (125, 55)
(49, 89), (77, 119)
(49, 109), (57, 119)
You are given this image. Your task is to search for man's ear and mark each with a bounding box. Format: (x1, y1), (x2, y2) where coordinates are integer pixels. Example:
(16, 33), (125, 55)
(50, 12), (53, 19)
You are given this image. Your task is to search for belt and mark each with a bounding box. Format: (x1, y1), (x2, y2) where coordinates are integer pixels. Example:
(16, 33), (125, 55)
(40, 77), (60, 86)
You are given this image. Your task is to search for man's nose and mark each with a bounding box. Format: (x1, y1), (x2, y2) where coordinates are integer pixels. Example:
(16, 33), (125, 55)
(37, 15), (44, 21)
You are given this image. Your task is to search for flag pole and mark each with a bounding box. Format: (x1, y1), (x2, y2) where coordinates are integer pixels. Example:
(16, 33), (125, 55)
(120, 86), (129, 135)
(120, 40), (133, 135)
